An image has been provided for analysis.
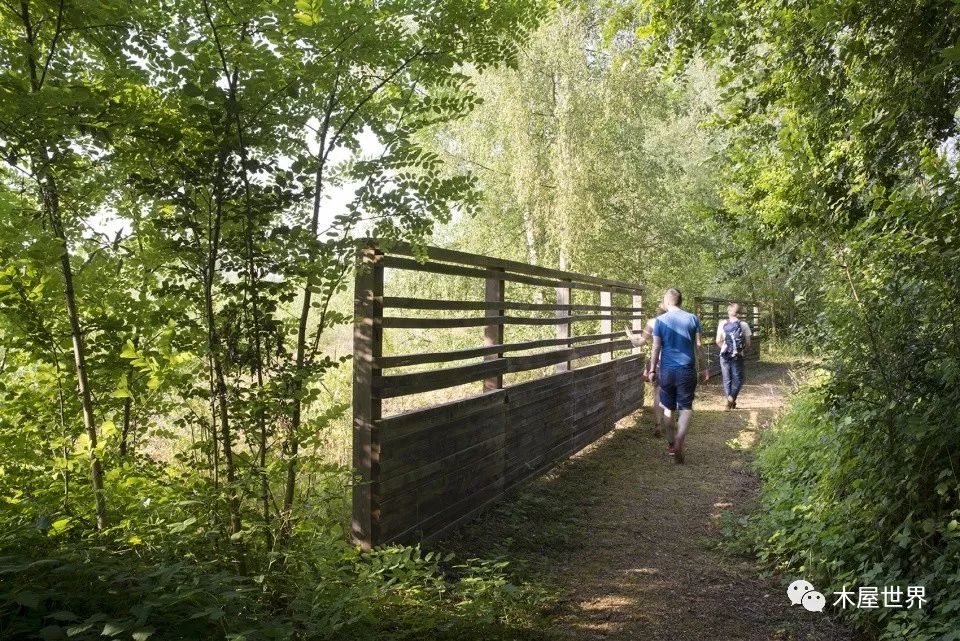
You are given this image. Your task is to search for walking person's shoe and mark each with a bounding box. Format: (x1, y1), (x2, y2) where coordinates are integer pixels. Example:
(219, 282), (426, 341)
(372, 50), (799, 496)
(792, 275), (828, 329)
(726, 396), (734, 410)
(674, 437), (685, 464)
(731, 397), (738, 409)
(667, 442), (676, 456)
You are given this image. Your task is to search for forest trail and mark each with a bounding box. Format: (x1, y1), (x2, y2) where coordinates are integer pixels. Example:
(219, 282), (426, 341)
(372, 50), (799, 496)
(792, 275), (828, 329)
(443, 360), (857, 641)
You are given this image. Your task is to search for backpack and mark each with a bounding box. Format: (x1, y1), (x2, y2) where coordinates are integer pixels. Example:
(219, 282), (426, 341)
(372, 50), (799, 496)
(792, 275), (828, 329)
(722, 320), (745, 359)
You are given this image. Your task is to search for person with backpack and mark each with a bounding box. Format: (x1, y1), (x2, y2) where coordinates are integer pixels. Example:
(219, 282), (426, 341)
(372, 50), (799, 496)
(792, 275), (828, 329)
(715, 303), (753, 409)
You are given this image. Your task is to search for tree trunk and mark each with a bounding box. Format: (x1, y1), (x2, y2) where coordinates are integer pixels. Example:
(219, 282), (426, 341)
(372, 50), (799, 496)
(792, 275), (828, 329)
(282, 80), (339, 539)
(19, 0), (107, 531)
(47, 190), (108, 530)
(203, 132), (245, 572)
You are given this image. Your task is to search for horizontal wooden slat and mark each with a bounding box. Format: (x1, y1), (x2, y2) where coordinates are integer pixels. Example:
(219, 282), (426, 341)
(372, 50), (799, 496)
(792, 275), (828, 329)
(374, 360), (507, 398)
(381, 313), (643, 329)
(377, 390), (505, 438)
(379, 241), (644, 293)
(696, 296), (759, 307)
(377, 331), (626, 368)
(382, 296), (637, 313)
(505, 339), (634, 373)
(380, 417), (507, 490)
(382, 255), (639, 295)
(377, 343), (636, 399)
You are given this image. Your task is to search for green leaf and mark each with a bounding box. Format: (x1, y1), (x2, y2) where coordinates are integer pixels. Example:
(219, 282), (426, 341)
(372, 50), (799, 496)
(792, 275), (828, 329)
(120, 341), (138, 359)
(942, 46), (960, 62)
(102, 621), (126, 637)
(50, 517), (71, 534)
(171, 52), (191, 68)
(131, 627), (156, 641)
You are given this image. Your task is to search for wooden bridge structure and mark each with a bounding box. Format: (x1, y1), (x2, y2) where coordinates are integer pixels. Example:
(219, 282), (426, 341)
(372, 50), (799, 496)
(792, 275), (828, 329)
(352, 243), (762, 549)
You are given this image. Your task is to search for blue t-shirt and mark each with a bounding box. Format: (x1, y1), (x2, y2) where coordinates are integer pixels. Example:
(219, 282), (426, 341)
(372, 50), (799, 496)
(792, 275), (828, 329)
(653, 309), (702, 370)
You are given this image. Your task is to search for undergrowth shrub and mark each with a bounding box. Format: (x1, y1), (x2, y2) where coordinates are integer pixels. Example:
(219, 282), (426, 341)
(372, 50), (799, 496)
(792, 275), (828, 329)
(748, 381), (960, 641)
(0, 474), (556, 641)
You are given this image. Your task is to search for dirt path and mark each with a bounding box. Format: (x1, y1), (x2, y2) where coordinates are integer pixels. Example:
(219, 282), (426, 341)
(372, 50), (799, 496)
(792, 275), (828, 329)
(442, 360), (857, 641)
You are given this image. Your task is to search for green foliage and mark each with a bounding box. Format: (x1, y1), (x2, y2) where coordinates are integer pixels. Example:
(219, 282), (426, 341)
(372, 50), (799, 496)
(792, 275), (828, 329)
(423, 2), (738, 300)
(630, 1), (960, 638)
(0, 0), (554, 638)
(0, 516), (554, 641)
(749, 381), (960, 641)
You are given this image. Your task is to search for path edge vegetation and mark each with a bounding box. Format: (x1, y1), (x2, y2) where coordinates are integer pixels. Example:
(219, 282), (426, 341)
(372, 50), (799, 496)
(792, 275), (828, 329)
(626, 0), (960, 638)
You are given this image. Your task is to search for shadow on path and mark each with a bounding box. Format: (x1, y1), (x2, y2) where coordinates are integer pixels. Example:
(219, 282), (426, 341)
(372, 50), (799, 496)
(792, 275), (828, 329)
(440, 361), (859, 641)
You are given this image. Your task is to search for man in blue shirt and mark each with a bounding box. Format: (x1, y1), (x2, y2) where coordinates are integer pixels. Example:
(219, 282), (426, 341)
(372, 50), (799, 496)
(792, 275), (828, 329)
(649, 288), (709, 463)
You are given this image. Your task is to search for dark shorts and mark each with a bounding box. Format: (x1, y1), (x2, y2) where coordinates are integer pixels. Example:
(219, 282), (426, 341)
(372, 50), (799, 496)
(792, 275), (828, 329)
(659, 366), (697, 410)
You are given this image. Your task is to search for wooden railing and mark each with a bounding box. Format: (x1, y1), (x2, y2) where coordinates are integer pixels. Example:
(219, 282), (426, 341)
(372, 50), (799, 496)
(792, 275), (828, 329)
(694, 296), (763, 375)
(353, 242), (647, 548)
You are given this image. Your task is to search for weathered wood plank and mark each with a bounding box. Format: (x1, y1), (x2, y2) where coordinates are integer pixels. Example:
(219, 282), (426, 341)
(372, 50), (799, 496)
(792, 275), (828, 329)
(556, 279), (571, 372)
(632, 293), (644, 355)
(352, 246), (383, 550)
(377, 389), (505, 433)
(376, 341), (635, 398)
(381, 313), (642, 330)
(505, 338), (634, 373)
(374, 360), (508, 398)
(484, 271), (505, 391)
(600, 291), (613, 363)
(382, 296), (637, 313)
(381, 241), (645, 293)
(380, 425), (507, 494)
(355, 240), (650, 546)
(383, 255), (637, 295)
(377, 331), (627, 369)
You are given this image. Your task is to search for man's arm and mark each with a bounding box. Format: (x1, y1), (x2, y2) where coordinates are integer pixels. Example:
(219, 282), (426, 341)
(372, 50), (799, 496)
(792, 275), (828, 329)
(715, 322), (724, 349)
(743, 322), (753, 349)
(650, 336), (662, 379)
(695, 332), (709, 381)
(626, 318), (657, 348)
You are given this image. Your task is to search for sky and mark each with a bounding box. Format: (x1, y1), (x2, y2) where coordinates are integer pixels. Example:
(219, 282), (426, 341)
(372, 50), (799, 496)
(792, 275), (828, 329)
(89, 127), (386, 241)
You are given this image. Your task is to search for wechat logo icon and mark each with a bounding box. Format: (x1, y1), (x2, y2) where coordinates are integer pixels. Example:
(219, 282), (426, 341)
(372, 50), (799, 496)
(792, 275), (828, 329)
(788, 579), (826, 612)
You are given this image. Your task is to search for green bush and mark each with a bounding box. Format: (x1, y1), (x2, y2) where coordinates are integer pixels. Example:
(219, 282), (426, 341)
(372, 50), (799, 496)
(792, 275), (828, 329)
(0, 494), (556, 641)
(749, 381), (960, 641)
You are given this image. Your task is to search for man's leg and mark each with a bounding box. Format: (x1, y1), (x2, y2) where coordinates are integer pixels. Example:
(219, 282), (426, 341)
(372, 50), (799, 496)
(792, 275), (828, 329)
(662, 405), (676, 447)
(730, 358), (744, 404)
(653, 386), (664, 435)
(673, 368), (697, 463)
(720, 358), (733, 402)
(676, 409), (693, 444)
(659, 371), (678, 452)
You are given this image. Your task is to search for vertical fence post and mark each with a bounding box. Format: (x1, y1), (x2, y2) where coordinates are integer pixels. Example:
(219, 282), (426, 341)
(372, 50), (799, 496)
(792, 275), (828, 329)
(752, 304), (761, 359)
(556, 279), (572, 372)
(484, 269), (505, 391)
(352, 244), (383, 550)
(632, 292), (644, 355)
(600, 290), (613, 363)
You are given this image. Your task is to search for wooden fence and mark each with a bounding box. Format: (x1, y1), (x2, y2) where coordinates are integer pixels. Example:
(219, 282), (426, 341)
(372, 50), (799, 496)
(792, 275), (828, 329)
(694, 296), (763, 376)
(353, 242), (647, 548)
